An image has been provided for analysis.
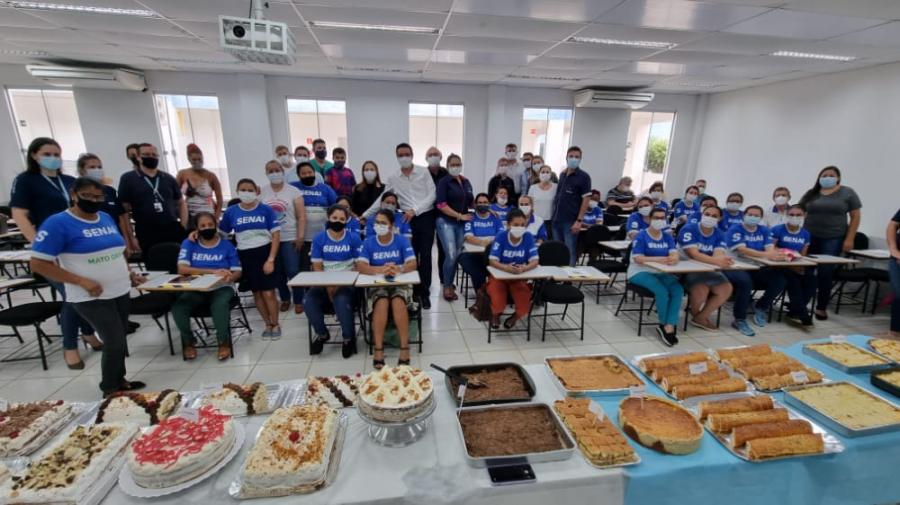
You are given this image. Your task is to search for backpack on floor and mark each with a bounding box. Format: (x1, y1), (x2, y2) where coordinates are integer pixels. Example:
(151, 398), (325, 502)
(468, 287), (493, 322)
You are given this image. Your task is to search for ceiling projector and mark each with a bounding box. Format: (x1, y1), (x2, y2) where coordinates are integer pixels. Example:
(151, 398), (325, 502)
(219, 1), (295, 65)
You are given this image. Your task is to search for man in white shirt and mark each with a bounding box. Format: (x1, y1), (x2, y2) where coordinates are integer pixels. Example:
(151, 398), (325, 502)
(363, 143), (437, 308)
(504, 143), (524, 195)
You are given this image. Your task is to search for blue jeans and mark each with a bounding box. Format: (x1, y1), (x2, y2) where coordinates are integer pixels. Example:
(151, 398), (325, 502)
(553, 220), (578, 266)
(49, 281), (95, 350)
(436, 216), (465, 289)
(459, 252), (487, 290)
(304, 286), (356, 341)
(890, 258), (900, 332)
(276, 241), (302, 304)
(630, 272), (684, 326)
(809, 235), (844, 310)
(723, 269), (786, 320)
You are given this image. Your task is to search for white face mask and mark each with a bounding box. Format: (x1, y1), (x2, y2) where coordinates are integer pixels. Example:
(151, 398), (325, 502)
(684, 193), (697, 203)
(700, 215), (719, 229)
(397, 156), (413, 168)
(774, 196), (789, 206)
(426, 155), (441, 167)
(588, 200), (598, 209)
(295, 155), (309, 164)
(638, 206), (652, 216)
(85, 168), (104, 181)
(496, 196), (507, 206)
(267, 172), (284, 184)
(538, 172), (551, 183)
(509, 226), (526, 238)
(523, 160), (532, 169)
(519, 205), (531, 215)
(650, 191), (662, 200)
(448, 165), (462, 177)
(651, 219), (667, 231)
(497, 165), (508, 175)
(382, 203), (397, 212)
(726, 202), (742, 212)
(505, 151), (517, 160)
(697, 186), (706, 193)
(363, 170), (377, 183)
(238, 191), (257, 203)
(532, 162), (543, 172)
(277, 154), (292, 167)
(374, 223), (391, 236)
(787, 216), (805, 227)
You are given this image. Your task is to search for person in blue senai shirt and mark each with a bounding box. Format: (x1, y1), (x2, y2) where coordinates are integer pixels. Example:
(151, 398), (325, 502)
(460, 193), (503, 291)
(357, 209), (418, 370)
(582, 197), (604, 227)
(220, 178), (282, 339)
(518, 195), (549, 244)
(365, 192), (411, 238)
(771, 204), (815, 327)
(487, 209), (539, 330)
(334, 196), (361, 236)
(723, 205), (788, 336)
(174, 212), (242, 361)
(626, 197), (654, 239)
(306, 205), (363, 359)
(292, 162), (338, 314)
(627, 207), (683, 347)
(672, 185), (701, 225)
(719, 192), (745, 232)
(490, 186), (514, 224)
(677, 205), (734, 332)
(30, 177), (147, 397)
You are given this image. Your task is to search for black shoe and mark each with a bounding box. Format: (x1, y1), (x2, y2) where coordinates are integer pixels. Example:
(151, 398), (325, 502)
(654, 325), (671, 347)
(802, 317), (814, 327)
(664, 329), (679, 346)
(310, 335), (328, 355)
(421, 297), (432, 310)
(785, 315), (804, 327)
(342, 340), (354, 359)
(127, 320), (139, 334)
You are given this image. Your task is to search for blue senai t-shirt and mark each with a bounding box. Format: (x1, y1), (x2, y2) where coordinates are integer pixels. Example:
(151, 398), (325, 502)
(219, 202), (280, 250)
(628, 228), (677, 277)
(358, 234), (415, 267)
(719, 210), (744, 232)
(626, 213), (650, 235)
(771, 224), (811, 253)
(465, 212), (503, 238)
(490, 203), (512, 223)
(177, 237), (241, 271)
(673, 200), (700, 223)
(291, 181), (337, 238)
(346, 216), (361, 235)
(726, 223), (772, 252)
(31, 210), (130, 303)
(311, 229), (362, 271)
(582, 207), (604, 226)
(489, 231), (538, 266)
(678, 223), (726, 256)
(365, 211), (411, 238)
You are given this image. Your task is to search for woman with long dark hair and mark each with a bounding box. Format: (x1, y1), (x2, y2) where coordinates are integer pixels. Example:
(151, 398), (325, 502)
(798, 166), (862, 320)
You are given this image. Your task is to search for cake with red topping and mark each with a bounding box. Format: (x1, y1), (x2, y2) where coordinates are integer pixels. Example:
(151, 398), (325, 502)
(199, 383), (268, 416)
(358, 366), (434, 422)
(0, 400), (72, 457)
(306, 375), (361, 408)
(95, 390), (181, 426)
(127, 406), (235, 488)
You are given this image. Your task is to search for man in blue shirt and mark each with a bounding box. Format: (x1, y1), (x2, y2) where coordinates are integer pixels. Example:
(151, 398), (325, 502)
(551, 146), (592, 265)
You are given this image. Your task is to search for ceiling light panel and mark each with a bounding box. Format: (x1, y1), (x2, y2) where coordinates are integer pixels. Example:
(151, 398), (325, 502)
(309, 21), (438, 33)
(569, 36), (675, 49)
(6, 1), (156, 17)
(771, 50), (856, 61)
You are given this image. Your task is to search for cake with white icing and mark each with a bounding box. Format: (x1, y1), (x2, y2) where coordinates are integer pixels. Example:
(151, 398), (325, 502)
(240, 405), (338, 493)
(127, 406), (235, 488)
(0, 400), (72, 457)
(199, 383), (268, 416)
(306, 375), (361, 408)
(358, 366), (434, 423)
(1, 423), (137, 503)
(95, 390), (181, 426)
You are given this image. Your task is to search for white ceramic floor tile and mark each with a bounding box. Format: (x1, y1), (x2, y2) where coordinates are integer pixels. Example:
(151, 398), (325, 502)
(248, 362), (311, 383)
(561, 343), (617, 355)
(419, 352), (474, 368)
(131, 370), (194, 392)
(520, 346), (569, 364)
(310, 358), (369, 377)
(51, 375), (105, 402)
(182, 365), (255, 391)
(467, 349), (525, 364)
(0, 377), (72, 402)
(256, 339), (314, 364)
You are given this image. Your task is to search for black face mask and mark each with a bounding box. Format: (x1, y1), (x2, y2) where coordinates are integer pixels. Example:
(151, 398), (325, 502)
(198, 228), (218, 240)
(315, 149), (327, 160)
(327, 221), (347, 232)
(475, 205), (490, 214)
(301, 176), (316, 186)
(141, 156), (159, 169)
(76, 198), (102, 214)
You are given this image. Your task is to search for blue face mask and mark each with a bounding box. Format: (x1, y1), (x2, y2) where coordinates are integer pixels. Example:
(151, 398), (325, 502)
(566, 157), (580, 169)
(819, 176), (838, 189)
(39, 156), (62, 171)
(743, 215), (761, 226)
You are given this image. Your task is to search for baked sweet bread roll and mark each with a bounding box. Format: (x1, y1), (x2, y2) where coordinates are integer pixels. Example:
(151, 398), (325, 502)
(671, 377), (747, 400)
(746, 433), (824, 460)
(723, 353), (792, 369)
(738, 361), (807, 379)
(731, 419), (813, 448)
(651, 361), (720, 382)
(752, 369), (823, 390)
(707, 408), (789, 432)
(661, 370), (730, 392)
(698, 395), (774, 421)
(639, 352), (709, 372)
(715, 345), (772, 361)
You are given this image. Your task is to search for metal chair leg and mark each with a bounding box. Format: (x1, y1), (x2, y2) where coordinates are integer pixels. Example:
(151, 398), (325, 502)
(579, 300), (584, 341)
(35, 324), (48, 371)
(164, 314), (174, 356)
(541, 301), (548, 342)
(637, 297), (644, 337)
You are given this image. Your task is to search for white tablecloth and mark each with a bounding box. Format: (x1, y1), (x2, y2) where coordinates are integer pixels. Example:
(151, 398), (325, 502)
(100, 366), (623, 505)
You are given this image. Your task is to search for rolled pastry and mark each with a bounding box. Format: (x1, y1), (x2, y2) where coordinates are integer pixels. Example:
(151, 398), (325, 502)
(661, 370), (730, 392)
(752, 369), (824, 390)
(731, 419), (813, 448)
(698, 395), (774, 421)
(651, 361), (720, 382)
(715, 345), (773, 361)
(672, 377), (747, 400)
(723, 353), (792, 369)
(708, 408), (790, 433)
(738, 362), (808, 380)
(746, 433), (824, 460)
(640, 352), (709, 372)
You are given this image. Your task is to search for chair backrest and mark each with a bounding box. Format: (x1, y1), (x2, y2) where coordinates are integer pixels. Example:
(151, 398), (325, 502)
(622, 242), (634, 267)
(603, 212), (625, 227)
(581, 225), (610, 245)
(670, 198), (682, 208)
(853, 232), (869, 250)
(227, 198), (241, 208)
(606, 204), (624, 215)
(538, 241), (570, 267)
(145, 242), (182, 274)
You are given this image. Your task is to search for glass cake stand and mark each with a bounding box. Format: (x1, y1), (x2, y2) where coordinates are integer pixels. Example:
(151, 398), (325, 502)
(357, 399), (437, 447)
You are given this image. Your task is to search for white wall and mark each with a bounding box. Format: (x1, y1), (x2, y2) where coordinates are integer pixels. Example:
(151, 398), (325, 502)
(0, 63), (701, 205)
(693, 63), (900, 238)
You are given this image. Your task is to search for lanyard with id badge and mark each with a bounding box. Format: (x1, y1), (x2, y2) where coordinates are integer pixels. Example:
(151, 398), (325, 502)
(144, 175), (165, 213)
(42, 174), (70, 206)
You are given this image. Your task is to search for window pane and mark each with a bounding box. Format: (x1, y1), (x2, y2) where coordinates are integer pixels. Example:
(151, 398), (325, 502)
(436, 106), (464, 161)
(7, 90), (53, 155)
(286, 98), (348, 157)
(622, 111), (676, 192)
(287, 99), (317, 113)
(7, 89), (87, 168)
(409, 103), (465, 167)
(521, 107), (572, 171)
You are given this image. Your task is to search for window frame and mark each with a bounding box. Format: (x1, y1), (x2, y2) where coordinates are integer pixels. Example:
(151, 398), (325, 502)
(621, 109), (677, 189)
(407, 101), (466, 166)
(284, 96), (350, 153)
(4, 86), (87, 165)
(520, 105), (576, 170)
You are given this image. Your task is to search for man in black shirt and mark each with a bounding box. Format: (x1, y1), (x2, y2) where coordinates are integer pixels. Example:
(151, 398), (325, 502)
(118, 143), (188, 254)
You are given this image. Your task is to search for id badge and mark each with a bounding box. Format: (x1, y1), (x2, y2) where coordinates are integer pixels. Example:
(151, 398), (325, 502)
(153, 201), (164, 213)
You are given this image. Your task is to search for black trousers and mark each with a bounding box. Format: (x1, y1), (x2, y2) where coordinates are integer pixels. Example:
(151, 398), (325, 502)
(72, 294), (130, 395)
(409, 210), (436, 297)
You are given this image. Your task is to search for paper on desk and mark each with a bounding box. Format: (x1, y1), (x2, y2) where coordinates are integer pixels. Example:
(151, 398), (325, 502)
(402, 464), (477, 505)
(561, 266), (590, 278)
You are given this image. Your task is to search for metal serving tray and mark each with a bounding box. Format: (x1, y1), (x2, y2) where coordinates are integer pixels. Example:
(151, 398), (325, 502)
(545, 354), (644, 397)
(867, 339), (900, 365)
(682, 392), (844, 462)
(802, 343), (893, 374)
(456, 402), (576, 468)
(188, 382), (287, 416)
(631, 351), (751, 402)
(870, 367), (900, 398)
(444, 362), (536, 407)
(710, 345), (827, 393)
(552, 400), (641, 469)
(783, 382), (900, 437)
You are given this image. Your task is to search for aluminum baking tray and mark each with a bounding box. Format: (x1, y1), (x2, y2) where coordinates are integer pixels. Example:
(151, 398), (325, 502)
(631, 351), (751, 402)
(456, 402), (576, 468)
(783, 382), (900, 437)
(867, 339), (900, 365)
(188, 382), (287, 416)
(802, 343), (893, 374)
(443, 362), (535, 407)
(682, 392), (844, 462)
(552, 400), (641, 469)
(870, 367), (900, 398)
(545, 354), (644, 397)
(710, 345), (827, 393)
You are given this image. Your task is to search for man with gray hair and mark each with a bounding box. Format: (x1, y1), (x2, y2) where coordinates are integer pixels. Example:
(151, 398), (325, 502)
(606, 176), (637, 211)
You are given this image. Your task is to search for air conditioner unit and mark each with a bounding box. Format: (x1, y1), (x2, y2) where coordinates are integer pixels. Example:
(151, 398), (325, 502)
(25, 65), (147, 91)
(574, 89), (654, 110)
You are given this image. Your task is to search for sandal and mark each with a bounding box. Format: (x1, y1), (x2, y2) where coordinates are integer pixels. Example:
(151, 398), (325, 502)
(398, 346), (411, 366)
(373, 347), (385, 370)
(503, 315), (519, 329)
(294, 304), (305, 315)
(442, 287), (455, 301)
(490, 315), (501, 330)
(217, 344), (232, 361)
(279, 301), (291, 312)
(183, 345), (198, 361)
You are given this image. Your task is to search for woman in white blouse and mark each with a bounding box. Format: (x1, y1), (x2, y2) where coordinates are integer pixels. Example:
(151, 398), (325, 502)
(528, 164), (557, 239)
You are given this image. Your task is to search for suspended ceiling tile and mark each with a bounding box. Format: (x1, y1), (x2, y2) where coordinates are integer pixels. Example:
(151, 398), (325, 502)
(0, 7), (59, 28)
(527, 55), (624, 70)
(426, 61), (523, 74)
(451, 0), (623, 23)
(24, 11), (190, 38)
(138, 0), (299, 24)
(436, 36), (553, 54)
(724, 9), (886, 39)
(296, 5), (447, 29)
(444, 13), (585, 42)
(642, 50), (744, 64)
(674, 32), (801, 55)
(608, 60), (689, 75)
(333, 57), (425, 71)
(544, 41), (660, 60)
(314, 29), (438, 49)
(422, 70), (505, 83)
(519, 66), (602, 79)
(830, 21), (900, 46)
(90, 31), (211, 50)
(0, 26), (108, 43)
(779, 0), (900, 20)
(292, 0), (453, 14)
(428, 49), (533, 66)
(598, 0), (771, 31)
